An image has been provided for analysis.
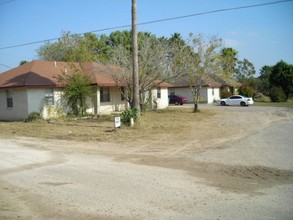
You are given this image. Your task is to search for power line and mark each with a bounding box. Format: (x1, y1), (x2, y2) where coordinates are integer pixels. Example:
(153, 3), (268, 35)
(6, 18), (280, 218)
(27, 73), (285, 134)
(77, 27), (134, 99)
(0, 63), (12, 69)
(136, 0), (293, 26)
(0, 0), (18, 6)
(0, 0), (292, 50)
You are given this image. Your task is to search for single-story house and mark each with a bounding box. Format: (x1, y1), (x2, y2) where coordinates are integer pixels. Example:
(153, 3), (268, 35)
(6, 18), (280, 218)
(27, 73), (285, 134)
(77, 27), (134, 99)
(169, 75), (221, 103)
(0, 60), (169, 121)
(210, 74), (242, 95)
(149, 81), (171, 110)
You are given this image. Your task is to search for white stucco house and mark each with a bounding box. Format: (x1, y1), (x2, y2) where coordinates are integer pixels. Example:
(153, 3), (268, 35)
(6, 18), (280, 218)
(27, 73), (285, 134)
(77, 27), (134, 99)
(169, 76), (221, 104)
(0, 60), (169, 121)
(149, 81), (170, 110)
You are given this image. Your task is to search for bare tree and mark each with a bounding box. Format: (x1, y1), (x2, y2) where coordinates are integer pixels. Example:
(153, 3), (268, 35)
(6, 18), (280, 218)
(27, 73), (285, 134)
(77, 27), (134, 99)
(184, 34), (223, 112)
(109, 35), (187, 110)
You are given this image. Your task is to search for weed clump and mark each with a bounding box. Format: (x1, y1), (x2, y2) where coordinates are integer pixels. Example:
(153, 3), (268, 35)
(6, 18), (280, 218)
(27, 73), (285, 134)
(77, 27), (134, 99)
(25, 112), (43, 122)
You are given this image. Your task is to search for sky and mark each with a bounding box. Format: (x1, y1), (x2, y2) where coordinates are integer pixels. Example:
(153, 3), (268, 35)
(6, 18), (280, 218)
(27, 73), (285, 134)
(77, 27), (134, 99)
(0, 0), (293, 75)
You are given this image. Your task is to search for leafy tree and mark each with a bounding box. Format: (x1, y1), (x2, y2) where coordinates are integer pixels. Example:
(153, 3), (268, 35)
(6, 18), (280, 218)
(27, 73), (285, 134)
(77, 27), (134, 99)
(244, 77), (259, 93)
(168, 32), (186, 46)
(270, 86), (286, 102)
(37, 31), (108, 62)
(108, 30), (132, 51)
(270, 60), (293, 100)
(235, 58), (256, 83)
(220, 87), (232, 98)
(184, 34), (223, 112)
(58, 68), (93, 116)
(238, 84), (255, 97)
(164, 33), (191, 83)
(19, 60), (28, 66)
(257, 65), (272, 95)
(220, 47), (238, 78)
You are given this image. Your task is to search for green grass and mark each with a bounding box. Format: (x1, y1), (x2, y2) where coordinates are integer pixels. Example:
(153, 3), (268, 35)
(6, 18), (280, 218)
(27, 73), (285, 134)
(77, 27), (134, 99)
(254, 99), (293, 108)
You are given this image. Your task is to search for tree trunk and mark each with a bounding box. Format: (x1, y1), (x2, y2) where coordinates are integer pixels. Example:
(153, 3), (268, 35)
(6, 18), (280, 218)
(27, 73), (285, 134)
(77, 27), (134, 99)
(193, 102), (198, 112)
(131, 0), (140, 116)
(193, 91), (199, 112)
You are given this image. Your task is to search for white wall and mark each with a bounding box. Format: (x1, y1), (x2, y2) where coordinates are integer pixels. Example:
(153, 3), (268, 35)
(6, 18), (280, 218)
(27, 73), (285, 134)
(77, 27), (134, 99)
(49, 87), (127, 116)
(151, 87), (169, 109)
(98, 87), (127, 114)
(0, 88), (28, 121)
(0, 86), (130, 121)
(27, 88), (47, 114)
(200, 87), (220, 103)
(41, 89), (66, 119)
(169, 87), (220, 104)
(204, 88), (220, 103)
(0, 88), (67, 121)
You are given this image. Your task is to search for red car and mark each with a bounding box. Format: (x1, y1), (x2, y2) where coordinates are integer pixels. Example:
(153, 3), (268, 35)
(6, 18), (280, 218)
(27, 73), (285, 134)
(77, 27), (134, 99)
(169, 95), (188, 105)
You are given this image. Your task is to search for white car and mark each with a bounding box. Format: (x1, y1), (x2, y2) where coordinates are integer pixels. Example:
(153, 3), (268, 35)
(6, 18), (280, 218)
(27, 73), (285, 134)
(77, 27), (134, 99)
(219, 95), (254, 106)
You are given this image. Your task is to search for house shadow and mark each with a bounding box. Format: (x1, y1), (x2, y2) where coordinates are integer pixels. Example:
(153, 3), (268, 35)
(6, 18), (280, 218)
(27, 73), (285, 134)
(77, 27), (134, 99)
(3, 71), (57, 87)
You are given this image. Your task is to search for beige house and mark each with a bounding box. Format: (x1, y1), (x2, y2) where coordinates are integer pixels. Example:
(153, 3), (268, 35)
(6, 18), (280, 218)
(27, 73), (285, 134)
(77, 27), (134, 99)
(0, 60), (169, 121)
(169, 76), (221, 104)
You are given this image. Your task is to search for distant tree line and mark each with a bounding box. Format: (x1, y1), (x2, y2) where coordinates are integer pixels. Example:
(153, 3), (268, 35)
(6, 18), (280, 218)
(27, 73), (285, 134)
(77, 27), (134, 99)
(255, 61), (293, 102)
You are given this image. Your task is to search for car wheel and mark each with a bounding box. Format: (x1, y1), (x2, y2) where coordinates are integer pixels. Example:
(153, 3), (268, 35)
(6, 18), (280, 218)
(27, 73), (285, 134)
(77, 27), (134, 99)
(220, 101), (226, 106)
(240, 101), (246, 106)
(180, 103), (183, 105)
(175, 101), (179, 105)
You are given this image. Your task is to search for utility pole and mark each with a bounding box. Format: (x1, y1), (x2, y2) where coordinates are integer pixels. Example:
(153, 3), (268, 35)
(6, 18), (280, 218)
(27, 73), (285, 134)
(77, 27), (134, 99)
(131, 0), (140, 114)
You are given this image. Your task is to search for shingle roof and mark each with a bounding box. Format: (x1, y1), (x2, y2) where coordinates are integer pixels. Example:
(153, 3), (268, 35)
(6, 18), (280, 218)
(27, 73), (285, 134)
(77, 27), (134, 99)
(0, 61), (67, 88)
(210, 75), (242, 88)
(0, 60), (191, 90)
(156, 81), (173, 88)
(0, 60), (124, 89)
(81, 62), (124, 87)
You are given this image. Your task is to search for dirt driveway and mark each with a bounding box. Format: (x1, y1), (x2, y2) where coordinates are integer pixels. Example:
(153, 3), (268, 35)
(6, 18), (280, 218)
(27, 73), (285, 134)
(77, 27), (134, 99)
(0, 105), (293, 219)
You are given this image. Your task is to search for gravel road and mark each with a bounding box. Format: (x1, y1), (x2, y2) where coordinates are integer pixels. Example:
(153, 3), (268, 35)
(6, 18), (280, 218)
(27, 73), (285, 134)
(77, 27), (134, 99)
(0, 105), (293, 220)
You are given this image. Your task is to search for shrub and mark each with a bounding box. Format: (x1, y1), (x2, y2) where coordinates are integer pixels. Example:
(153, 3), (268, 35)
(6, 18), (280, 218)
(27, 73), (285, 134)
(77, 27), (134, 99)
(26, 112), (43, 122)
(220, 87), (232, 98)
(270, 86), (286, 102)
(254, 93), (271, 102)
(120, 108), (139, 126)
(238, 84), (255, 97)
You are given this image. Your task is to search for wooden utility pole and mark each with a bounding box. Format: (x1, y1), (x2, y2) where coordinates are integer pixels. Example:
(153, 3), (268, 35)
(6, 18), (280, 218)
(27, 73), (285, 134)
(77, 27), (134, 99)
(131, 0), (140, 113)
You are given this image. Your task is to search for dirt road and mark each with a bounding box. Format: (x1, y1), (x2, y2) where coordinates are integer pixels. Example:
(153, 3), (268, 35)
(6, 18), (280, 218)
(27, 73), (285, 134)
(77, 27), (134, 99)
(1, 105), (293, 219)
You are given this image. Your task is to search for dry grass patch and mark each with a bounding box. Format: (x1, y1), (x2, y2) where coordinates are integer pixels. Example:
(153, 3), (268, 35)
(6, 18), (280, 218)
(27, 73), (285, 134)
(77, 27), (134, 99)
(0, 107), (217, 143)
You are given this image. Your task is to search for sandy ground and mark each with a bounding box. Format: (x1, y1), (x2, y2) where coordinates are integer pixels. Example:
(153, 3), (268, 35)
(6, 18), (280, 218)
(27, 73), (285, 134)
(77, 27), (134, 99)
(0, 105), (293, 220)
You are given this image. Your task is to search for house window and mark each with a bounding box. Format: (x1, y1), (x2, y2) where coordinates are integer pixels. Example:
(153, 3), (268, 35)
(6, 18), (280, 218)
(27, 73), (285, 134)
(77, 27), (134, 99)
(100, 87), (110, 102)
(157, 87), (161, 99)
(120, 87), (125, 101)
(45, 89), (54, 105)
(6, 90), (13, 108)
